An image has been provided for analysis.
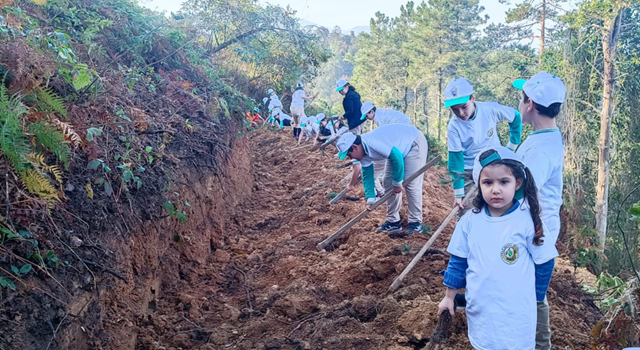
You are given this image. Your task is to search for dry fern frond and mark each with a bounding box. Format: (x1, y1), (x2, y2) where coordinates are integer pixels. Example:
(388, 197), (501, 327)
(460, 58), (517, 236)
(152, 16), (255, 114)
(20, 169), (59, 201)
(52, 118), (81, 148)
(28, 152), (63, 189)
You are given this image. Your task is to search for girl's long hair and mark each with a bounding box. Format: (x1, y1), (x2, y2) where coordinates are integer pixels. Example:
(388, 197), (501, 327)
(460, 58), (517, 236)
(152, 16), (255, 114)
(472, 150), (544, 245)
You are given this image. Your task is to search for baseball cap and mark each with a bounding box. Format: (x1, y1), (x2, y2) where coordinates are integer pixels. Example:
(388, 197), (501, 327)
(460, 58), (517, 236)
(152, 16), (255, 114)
(444, 78), (474, 108)
(513, 71), (566, 107)
(271, 108), (281, 117)
(336, 78), (348, 92)
(267, 89), (274, 95)
(336, 132), (357, 160)
(316, 113), (326, 124)
(360, 101), (375, 120)
(472, 146), (527, 199)
(262, 97), (268, 105)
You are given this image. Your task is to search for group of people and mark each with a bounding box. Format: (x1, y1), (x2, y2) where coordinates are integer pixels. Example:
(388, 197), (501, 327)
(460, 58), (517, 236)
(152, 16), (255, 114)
(260, 71), (565, 349)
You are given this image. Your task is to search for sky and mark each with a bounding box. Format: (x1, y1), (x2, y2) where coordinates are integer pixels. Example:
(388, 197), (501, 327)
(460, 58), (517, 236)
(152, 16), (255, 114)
(140, 0), (511, 30)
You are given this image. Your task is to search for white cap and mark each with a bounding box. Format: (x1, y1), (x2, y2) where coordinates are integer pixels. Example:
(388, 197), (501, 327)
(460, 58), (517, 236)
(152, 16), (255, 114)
(513, 71), (566, 108)
(444, 78), (474, 108)
(267, 89), (274, 95)
(296, 82), (303, 88)
(472, 146), (524, 186)
(316, 113), (326, 123)
(360, 101), (374, 120)
(336, 132), (357, 160)
(271, 108), (281, 117)
(336, 78), (348, 92)
(308, 116), (317, 124)
(300, 116), (309, 125)
(262, 97), (268, 104)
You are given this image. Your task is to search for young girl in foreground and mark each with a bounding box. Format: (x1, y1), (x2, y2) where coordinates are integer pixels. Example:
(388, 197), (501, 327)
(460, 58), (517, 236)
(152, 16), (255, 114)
(438, 146), (552, 350)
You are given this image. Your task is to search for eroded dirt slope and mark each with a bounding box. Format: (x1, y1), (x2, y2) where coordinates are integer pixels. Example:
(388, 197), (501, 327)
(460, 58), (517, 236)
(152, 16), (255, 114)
(125, 130), (600, 350)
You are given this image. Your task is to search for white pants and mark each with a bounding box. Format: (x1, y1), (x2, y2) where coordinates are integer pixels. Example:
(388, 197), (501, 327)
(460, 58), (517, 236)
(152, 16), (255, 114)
(384, 133), (428, 223)
(290, 107), (305, 125)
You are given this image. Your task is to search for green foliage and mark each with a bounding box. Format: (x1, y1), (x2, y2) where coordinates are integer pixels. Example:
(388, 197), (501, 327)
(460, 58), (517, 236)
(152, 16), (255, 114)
(28, 121), (71, 169)
(86, 127), (102, 142)
(400, 243), (412, 255)
(34, 88), (67, 117)
(583, 273), (627, 311)
(163, 201), (189, 224)
(0, 83), (30, 172)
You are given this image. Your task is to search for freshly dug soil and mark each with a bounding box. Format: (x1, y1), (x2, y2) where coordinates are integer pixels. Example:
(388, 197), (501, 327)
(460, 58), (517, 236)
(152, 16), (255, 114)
(2, 130), (601, 350)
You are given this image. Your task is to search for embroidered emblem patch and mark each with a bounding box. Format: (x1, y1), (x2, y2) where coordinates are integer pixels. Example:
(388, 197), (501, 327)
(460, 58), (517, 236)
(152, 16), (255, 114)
(451, 87), (458, 97)
(487, 128), (494, 138)
(501, 244), (519, 265)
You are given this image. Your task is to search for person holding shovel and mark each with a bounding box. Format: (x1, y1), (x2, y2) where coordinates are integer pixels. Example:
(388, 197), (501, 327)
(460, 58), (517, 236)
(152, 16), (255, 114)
(513, 71), (566, 350)
(336, 123), (428, 236)
(444, 78), (522, 211)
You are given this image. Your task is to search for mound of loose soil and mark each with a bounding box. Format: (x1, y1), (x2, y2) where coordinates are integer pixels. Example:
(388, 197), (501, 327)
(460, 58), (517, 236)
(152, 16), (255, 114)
(119, 130), (600, 350)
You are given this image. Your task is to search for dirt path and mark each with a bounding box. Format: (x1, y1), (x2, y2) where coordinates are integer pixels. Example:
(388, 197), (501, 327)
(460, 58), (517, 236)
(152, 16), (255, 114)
(131, 130), (600, 350)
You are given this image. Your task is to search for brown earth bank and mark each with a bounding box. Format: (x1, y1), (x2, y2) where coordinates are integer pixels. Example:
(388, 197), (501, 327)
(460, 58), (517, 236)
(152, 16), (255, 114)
(1, 129), (601, 350)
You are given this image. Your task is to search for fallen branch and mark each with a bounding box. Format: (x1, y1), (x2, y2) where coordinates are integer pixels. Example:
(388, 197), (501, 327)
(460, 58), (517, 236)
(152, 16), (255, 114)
(388, 188), (477, 292)
(316, 156), (441, 250)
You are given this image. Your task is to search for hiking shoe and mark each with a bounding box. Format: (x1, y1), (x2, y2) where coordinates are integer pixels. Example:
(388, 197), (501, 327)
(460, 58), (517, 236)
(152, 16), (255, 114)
(405, 222), (423, 235)
(376, 221), (402, 234)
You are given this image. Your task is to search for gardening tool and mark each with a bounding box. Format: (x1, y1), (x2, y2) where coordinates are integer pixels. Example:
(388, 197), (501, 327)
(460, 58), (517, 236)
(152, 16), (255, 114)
(316, 156), (441, 251)
(329, 175), (361, 205)
(425, 311), (452, 350)
(388, 187), (477, 292)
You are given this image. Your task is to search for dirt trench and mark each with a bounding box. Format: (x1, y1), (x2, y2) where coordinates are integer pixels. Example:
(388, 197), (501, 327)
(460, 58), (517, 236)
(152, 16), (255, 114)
(11, 130), (600, 350)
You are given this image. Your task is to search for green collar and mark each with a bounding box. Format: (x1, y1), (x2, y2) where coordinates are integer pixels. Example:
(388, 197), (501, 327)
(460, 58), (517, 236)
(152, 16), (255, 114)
(531, 128), (559, 135)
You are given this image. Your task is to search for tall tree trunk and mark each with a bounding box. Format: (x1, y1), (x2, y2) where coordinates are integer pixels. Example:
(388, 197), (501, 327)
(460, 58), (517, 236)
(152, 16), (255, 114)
(595, 9), (623, 249)
(437, 70), (443, 142)
(424, 90), (429, 136)
(539, 0), (546, 65)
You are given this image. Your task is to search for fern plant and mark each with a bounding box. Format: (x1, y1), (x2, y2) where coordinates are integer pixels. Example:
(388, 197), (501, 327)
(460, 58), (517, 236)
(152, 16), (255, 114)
(28, 121), (71, 170)
(21, 169), (59, 201)
(0, 81), (30, 172)
(35, 88), (67, 118)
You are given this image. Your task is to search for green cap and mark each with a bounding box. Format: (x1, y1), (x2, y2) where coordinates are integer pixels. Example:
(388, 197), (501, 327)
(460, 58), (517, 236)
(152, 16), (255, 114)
(444, 95), (471, 108)
(512, 79), (526, 90)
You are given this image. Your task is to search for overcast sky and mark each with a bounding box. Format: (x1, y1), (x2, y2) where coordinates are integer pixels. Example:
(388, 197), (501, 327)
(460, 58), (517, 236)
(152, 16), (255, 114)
(140, 0), (511, 29)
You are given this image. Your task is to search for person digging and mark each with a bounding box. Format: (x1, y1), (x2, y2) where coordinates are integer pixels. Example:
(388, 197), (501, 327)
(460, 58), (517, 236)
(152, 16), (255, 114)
(336, 124), (428, 237)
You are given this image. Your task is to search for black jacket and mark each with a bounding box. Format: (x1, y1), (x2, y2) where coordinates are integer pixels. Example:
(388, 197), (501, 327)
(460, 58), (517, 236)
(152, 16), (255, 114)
(342, 88), (364, 130)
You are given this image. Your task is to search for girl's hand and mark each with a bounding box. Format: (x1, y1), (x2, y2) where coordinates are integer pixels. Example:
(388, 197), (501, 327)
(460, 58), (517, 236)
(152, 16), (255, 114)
(454, 197), (464, 209)
(438, 296), (455, 317)
(393, 186), (402, 194)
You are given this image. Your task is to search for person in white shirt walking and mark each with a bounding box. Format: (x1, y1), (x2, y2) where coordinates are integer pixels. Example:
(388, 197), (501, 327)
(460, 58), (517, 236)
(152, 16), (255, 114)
(290, 82), (315, 140)
(438, 146), (553, 350)
(444, 78), (522, 211)
(513, 71), (567, 350)
(360, 101), (412, 127)
(336, 124), (428, 236)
